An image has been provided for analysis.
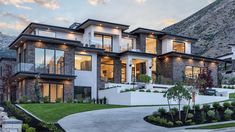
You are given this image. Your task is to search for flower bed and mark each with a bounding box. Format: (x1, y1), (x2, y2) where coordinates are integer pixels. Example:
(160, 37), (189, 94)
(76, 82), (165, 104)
(145, 102), (235, 128)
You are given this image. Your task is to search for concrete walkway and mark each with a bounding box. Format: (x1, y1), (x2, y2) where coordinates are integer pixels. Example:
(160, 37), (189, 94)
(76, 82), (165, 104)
(58, 106), (235, 132)
(58, 106), (170, 132)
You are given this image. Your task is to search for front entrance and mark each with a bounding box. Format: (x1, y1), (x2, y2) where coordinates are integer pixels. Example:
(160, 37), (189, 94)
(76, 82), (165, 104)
(131, 59), (146, 82)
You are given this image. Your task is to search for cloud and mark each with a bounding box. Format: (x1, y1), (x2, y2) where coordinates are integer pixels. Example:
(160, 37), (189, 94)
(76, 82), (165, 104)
(160, 18), (177, 27)
(136, 0), (146, 4)
(0, 12), (30, 31)
(0, 0), (59, 10)
(88, 0), (110, 6)
(54, 17), (70, 23)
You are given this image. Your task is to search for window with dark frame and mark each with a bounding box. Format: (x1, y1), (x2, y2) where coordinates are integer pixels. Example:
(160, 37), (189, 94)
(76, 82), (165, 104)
(184, 66), (207, 79)
(74, 54), (92, 71)
(74, 86), (91, 101)
(41, 83), (64, 102)
(35, 48), (65, 74)
(173, 41), (185, 53)
(94, 34), (113, 52)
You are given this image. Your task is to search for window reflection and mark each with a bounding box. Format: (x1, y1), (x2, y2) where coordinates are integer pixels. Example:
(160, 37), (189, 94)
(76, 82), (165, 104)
(173, 41), (185, 53)
(95, 34), (113, 51)
(75, 54), (92, 71)
(101, 57), (114, 82)
(146, 37), (157, 54)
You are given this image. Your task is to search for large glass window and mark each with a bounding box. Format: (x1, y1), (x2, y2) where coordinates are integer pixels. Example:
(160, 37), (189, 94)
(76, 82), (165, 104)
(41, 83), (64, 102)
(173, 41), (185, 53)
(35, 48), (45, 72)
(74, 86), (91, 102)
(95, 34), (113, 52)
(101, 57), (114, 82)
(38, 30), (56, 38)
(121, 38), (133, 52)
(185, 66), (205, 79)
(146, 37), (157, 54)
(75, 54), (92, 71)
(35, 48), (64, 74)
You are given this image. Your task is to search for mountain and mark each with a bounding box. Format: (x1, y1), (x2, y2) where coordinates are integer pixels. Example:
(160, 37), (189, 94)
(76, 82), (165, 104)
(163, 0), (235, 58)
(0, 32), (15, 49)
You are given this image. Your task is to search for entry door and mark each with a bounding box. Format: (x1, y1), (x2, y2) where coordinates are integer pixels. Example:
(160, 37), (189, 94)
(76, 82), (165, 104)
(132, 62), (146, 82)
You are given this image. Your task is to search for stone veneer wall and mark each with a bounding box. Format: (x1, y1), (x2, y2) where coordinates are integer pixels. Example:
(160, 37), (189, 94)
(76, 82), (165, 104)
(157, 57), (173, 84)
(172, 57), (218, 86)
(232, 59), (235, 71)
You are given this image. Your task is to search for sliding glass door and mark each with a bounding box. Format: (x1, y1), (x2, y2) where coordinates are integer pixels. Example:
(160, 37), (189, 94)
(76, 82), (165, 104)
(41, 83), (64, 102)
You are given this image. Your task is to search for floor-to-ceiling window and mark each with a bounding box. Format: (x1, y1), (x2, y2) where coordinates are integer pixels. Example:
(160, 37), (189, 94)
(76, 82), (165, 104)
(41, 83), (64, 102)
(173, 41), (185, 53)
(74, 86), (91, 102)
(101, 57), (114, 82)
(152, 57), (157, 83)
(95, 34), (113, 52)
(35, 48), (64, 74)
(121, 37), (133, 52)
(121, 60), (126, 83)
(146, 37), (157, 54)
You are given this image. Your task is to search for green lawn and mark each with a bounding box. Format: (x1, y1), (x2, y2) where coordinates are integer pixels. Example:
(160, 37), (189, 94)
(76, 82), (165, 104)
(229, 93), (235, 99)
(20, 103), (127, 123)
(189, 122), (235, 129)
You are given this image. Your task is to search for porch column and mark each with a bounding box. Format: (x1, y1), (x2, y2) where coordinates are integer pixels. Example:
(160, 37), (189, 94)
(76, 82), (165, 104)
(126, 56), (132, 84)
(146, 58), (152, 83)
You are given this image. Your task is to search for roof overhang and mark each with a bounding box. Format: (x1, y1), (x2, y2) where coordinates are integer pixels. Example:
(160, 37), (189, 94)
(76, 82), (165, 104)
(14, 72), (77, 80)
(159, 34), (197, 42)
(158, 52), (226, 63)
(9, 34), (82, 49)
(119, 51), (156, 58)
(76, 19), (130, 31)
(130, 28), (165, 35)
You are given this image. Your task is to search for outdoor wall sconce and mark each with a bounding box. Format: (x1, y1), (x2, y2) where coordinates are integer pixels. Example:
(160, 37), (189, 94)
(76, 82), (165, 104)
(149, 66), (152, 69)
(129, 64), (134, 67)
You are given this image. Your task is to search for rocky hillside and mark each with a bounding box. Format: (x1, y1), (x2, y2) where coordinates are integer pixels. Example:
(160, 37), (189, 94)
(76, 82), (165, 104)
(163, 0), (235, 58)
(0, 32), (15, 49)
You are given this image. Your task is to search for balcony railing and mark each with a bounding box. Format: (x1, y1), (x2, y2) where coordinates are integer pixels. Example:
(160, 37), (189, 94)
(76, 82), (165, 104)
(15, 63), (74, 76)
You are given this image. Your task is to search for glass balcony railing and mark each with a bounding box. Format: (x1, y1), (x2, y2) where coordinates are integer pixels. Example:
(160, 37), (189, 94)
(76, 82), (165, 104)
(15, 63), (74, 75)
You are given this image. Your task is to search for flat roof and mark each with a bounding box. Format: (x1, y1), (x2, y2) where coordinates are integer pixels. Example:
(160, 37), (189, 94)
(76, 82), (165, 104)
(130, 27), (198, 41)
(158, 51), (226, 63)
(75, 19), (130, 31)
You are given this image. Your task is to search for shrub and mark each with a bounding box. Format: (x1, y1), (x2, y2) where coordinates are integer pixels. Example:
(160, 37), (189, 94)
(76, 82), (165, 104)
(19, 96), (28, 104)
(215, 110), (221, 122)
(55, 98), (62, 103)
(200, 111), (206, 123)
(152, 111), (160, 117)
(175, 121), (183, 126)
(67, 97), (73, 103)
(146, 89), (151, 92)
(203, 104), (210, 111)
(231, 101), (235, 107)
(207, 110), (215, 120)
(153, 90), (159, 93)
(223, 102), (231, 109)
(224, 109), (234, 120)
(158, 107), (166, 116)
(43, 96), (50, 103)
(183, 105), (190, 112)
(22, 123), (29, 131)
(170, 107), (178, 116)
(193, 104), (200, 111)
(212, 102), (221, 110)
(139, 89), (145, 92)
(187, 113), (194, 119)
(167, 121), (174, 127)
(25, 127), (36, 132)
(185, 119), (192, 125)
(159, 118), (168, 126)
(139, 74), (151, 83)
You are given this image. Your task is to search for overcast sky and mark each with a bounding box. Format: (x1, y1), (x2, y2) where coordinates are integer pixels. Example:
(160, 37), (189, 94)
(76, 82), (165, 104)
(0, 0), (215, 36)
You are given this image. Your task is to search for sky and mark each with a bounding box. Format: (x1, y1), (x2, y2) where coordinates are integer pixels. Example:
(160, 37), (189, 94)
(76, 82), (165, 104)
(0, 0), (215, 36)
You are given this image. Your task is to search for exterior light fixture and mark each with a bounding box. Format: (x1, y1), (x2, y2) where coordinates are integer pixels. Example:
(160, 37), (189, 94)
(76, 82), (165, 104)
(116, 26), (119, 29)
(99, 24), (102, 26)
(20, 41), (23, 43)
(149, 66), (152, 69)
(39, 40), (41, 42)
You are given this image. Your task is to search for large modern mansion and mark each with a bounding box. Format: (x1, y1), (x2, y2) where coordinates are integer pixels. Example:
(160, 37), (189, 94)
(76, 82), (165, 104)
(1, 19), (223, 103)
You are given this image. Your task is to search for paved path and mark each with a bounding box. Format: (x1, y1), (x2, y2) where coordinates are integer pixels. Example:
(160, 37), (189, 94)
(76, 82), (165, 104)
(58, 106), (170, 132)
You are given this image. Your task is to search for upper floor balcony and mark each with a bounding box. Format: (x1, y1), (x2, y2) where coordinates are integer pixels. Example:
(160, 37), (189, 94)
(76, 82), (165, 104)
(14, 63), (76, 80)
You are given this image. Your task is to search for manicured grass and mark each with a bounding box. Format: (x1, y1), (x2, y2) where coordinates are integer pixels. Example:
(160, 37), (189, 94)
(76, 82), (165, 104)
(229, 93), (235, 99)
(189, 122), (235, 129)
(20, 103), (127, 123)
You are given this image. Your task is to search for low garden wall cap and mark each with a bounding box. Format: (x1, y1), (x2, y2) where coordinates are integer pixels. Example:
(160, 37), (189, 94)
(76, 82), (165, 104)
(0, 107), (4, 112)
(2, 119), (23, 124)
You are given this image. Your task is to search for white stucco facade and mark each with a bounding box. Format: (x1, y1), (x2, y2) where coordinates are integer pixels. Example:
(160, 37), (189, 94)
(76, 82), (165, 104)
(74, 52), (98, 99)
(162, 38), (192, 54)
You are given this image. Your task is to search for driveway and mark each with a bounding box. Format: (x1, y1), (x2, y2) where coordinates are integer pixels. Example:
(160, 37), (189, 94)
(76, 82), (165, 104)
(58, 106), (170, 132)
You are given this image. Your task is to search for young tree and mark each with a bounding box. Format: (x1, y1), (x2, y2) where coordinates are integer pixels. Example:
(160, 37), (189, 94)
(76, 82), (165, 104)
(0, 63), (17, 102)
(164, 83), (191, 120)
(196, 69), (213, 94)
